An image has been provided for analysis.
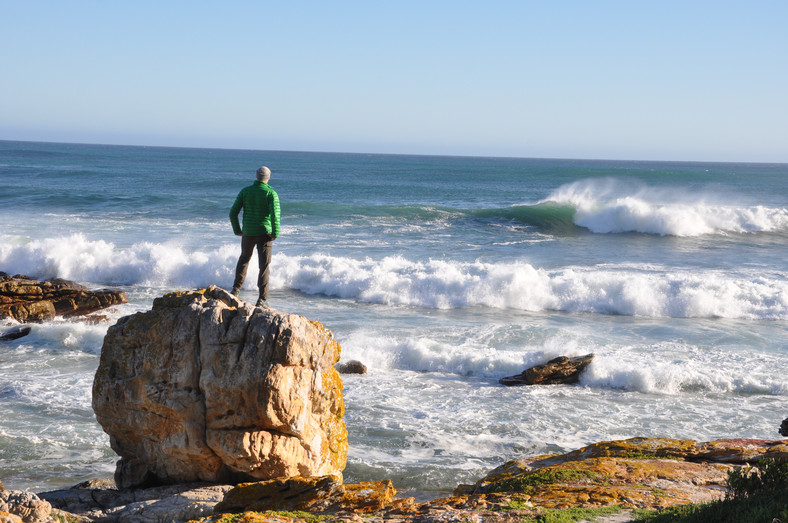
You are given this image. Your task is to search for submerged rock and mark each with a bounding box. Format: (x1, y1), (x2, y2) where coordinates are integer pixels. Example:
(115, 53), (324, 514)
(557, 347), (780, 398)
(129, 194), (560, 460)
(0, 273), (127, 323)
(92, 286), (348, 489)
(499, 354), (594, 386)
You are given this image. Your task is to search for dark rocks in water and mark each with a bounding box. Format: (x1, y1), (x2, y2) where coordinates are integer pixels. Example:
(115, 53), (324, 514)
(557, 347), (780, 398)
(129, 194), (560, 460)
(0, 324), (32, 341)
(336, 359), (367, 374)
(0, 272), (127, 323)
(499, 354), (594, 386)
(780, 418), (788, 437)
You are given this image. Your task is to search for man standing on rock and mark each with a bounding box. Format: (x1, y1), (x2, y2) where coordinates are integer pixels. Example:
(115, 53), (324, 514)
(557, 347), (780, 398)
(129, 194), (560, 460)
(230, 166), (281, 307)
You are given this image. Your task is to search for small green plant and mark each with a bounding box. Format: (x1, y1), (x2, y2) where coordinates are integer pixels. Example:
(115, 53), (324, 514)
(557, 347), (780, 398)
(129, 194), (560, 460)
(521, 505), (624, 522)
(259, 511), (330, 522)
(726, 458), (788, 500)
(632, 458), (788, 523)
(489, 467), (608, 494)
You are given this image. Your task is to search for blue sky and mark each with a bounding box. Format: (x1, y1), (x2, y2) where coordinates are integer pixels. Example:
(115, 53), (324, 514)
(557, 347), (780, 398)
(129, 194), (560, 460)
(2, 1), (786, 162)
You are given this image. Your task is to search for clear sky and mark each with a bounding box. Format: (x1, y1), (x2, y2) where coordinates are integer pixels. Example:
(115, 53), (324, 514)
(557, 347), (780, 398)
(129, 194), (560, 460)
(1, 1), (786, 162)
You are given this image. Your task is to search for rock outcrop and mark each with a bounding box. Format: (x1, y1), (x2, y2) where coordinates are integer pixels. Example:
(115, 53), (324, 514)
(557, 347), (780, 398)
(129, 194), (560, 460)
(457, 437), (788, 511)
(499, 354), (594, 386)
(336, 359), (367, 374)
(92, 286), (348, 489)
(34, 437), (788, 522)
(0, 273), (127, 323)
(0, 490), (52, 523)
(41, 481), (232, 523)
(0, 325), (31, 341)
(780, 417), (788, 437)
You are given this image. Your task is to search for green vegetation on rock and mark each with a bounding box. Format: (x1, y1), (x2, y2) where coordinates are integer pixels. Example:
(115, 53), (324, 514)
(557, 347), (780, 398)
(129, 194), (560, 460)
(632, 458), (788, 523)
(520, 505), (624, 522)
(488, 467), (609, 494)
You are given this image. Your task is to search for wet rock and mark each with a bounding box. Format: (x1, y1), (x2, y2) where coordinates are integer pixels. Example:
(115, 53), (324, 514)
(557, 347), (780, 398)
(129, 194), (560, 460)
(0, 273), (127, 323)
(780, 418), (788, 437)
(499, 354), (594, 386)
(336, 360), (367, 374)
(0, 326), (31, 341)
(93, 286), (348, 489)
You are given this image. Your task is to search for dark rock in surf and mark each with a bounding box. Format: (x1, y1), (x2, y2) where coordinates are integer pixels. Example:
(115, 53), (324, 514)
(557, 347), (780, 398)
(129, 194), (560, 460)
(499, 354), (594, 386)
(336, 359), (367, 374)
(780, 418), (788, 437)
(0, 325), (32, 341)
(0, 273), (127, 323)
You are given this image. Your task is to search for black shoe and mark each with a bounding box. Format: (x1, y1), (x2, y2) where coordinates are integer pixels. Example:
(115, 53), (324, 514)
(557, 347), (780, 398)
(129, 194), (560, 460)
(255, 298), (268, 308)
(231, 287), (240, 297)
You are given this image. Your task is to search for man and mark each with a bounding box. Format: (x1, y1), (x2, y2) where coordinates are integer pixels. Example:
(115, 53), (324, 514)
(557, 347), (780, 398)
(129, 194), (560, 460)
(229, 165), (281, 307)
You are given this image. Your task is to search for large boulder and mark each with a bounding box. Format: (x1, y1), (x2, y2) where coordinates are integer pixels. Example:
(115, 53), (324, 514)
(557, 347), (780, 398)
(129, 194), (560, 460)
(92, 286), (348, 489)
(0, 273), (127, 323)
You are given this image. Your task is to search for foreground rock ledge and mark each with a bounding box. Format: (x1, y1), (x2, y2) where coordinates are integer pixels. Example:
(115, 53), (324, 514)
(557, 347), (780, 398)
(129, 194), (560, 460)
(0, 272), (127, 323)
(30, 437), (788, 522)
(92, 286), (348, 489)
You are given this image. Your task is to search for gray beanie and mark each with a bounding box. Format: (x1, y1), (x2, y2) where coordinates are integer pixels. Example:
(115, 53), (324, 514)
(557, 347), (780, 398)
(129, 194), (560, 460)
(256, 166), (271, 182)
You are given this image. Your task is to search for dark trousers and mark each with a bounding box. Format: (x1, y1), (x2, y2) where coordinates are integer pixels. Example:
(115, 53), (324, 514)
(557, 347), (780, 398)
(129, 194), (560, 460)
(233, 235), (273, 300)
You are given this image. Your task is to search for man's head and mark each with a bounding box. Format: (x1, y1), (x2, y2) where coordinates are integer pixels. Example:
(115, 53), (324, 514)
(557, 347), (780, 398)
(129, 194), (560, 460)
(256, 166), (271, 182)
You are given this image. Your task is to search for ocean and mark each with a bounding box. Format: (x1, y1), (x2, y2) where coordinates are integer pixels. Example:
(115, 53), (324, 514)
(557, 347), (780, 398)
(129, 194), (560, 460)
(1, 140), (786, 494)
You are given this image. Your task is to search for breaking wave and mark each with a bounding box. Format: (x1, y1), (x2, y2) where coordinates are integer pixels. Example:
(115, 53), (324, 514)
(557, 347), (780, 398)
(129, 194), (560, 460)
(542, 178), (788, 236)
(2, 234), (786, 320)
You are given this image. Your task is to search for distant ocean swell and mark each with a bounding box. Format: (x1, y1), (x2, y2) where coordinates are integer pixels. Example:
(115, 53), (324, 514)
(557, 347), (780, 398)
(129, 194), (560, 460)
(543, 179), (788, 236)
(3, 234), (786, 320)
(291, 182), (788, 237)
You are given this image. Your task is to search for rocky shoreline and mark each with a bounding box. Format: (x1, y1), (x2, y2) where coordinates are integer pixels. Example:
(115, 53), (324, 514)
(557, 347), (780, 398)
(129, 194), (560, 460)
(0, 273), (127, 325)
(1, 436), (786, 522)
(1, 283), (786, 522)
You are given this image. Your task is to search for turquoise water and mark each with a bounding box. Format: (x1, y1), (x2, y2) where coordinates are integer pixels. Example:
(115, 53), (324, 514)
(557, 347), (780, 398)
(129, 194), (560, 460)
(1, 140), (786, 492)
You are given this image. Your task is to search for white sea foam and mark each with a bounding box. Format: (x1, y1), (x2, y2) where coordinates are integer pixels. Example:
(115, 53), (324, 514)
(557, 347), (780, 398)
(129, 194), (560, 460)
(339, 329), (787, 395)
(2, 234), (787, 320)
(543, 178), (788, 236)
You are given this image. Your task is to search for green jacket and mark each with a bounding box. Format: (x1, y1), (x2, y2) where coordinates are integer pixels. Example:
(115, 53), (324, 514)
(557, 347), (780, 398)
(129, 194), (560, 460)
(230, 181), (281, 237)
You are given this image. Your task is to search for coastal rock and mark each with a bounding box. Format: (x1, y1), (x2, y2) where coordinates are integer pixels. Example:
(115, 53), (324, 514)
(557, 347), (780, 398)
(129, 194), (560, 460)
(0, 273), (127, 323)
(40, 481), (232, 523)
(214, 476), (398, 515)
(499, 354), (594, 386)
(0, 490), (51, 523)
(0, 325), (32, 341)
(780, 417), (788, 437)
(92, 286), (348, 489)
(336, 359), (367, 374)
(459, 437), (788, 511)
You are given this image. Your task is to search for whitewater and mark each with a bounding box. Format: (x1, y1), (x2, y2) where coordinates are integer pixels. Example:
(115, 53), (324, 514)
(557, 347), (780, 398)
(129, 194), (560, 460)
(1, 141), (786, 493)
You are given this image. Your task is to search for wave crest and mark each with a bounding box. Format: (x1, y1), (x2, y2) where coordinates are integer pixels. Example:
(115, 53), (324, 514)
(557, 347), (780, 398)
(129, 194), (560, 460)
(543, 178), (788, 236)
(2, 234), (786, 320)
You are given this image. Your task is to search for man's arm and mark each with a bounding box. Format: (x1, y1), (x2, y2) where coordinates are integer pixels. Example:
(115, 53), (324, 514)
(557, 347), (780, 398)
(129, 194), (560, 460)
(229, 192), (244, 236)
(270, 191), (281, 239)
